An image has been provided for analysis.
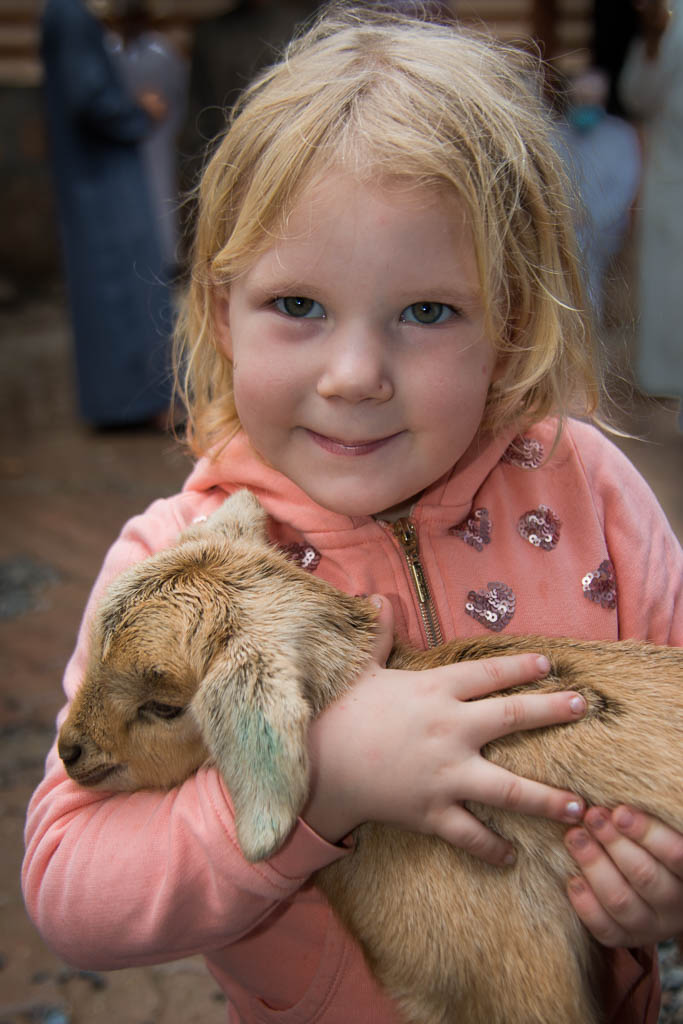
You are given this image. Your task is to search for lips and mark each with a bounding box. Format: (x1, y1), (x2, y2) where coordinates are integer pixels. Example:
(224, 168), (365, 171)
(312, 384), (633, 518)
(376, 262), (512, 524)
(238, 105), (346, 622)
(305, 429), (401, 456)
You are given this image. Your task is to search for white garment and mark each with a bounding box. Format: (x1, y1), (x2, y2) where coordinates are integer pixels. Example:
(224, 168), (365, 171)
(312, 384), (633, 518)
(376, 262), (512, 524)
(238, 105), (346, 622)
(111, 31), (188, 269)
(619, 1), (683, 403)
(558, 112), (640, 318)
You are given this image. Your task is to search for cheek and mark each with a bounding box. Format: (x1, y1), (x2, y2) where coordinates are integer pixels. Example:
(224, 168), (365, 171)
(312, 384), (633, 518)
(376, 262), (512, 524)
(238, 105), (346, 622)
(233, 352), (304, 425)
(419, 351), (493, 415)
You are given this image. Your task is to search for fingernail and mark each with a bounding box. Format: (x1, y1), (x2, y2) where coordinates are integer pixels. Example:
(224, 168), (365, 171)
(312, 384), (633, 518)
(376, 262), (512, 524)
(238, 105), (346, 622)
(614, 807), (634, 831)
(569, 693), (586, 715)
(565, 800), (583, 821)
(502, 850), (517, 867)
(369, 594), (383, 609)
(588, 810), (608, 831)
(569, 828), (590, 849)
(536, 655), (550, 673)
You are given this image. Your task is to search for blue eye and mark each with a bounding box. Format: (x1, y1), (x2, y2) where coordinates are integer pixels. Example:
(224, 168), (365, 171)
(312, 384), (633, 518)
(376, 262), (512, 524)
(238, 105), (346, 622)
(274, 296), (326, 319)
(400, 302), (455, 325)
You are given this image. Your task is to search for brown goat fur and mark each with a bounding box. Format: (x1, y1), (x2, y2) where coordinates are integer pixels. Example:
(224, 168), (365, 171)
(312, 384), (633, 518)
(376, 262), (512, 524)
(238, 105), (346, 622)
(58, 490), (683, 1024)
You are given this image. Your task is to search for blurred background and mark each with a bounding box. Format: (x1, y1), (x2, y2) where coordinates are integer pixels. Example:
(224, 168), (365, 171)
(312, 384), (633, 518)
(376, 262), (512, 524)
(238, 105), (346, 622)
(0, 1), (681, 1022)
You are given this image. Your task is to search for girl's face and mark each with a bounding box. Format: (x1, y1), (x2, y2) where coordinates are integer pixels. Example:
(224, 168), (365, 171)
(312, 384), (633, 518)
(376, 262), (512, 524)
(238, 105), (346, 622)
(216, 171), (497, 517)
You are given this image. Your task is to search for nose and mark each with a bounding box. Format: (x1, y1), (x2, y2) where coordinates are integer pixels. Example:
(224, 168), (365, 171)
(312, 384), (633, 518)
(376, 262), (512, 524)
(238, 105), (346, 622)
(58, 736), (83, 767)
(316, 324), (393, 403)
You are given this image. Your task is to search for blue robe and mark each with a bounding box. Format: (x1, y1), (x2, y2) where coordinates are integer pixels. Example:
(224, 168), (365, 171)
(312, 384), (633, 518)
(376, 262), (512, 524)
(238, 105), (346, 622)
(40, 0), (173, 426)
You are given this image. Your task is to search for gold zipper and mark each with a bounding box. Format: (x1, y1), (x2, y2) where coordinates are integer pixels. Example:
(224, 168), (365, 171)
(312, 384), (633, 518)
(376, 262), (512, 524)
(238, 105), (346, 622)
(392, 518), (444, 648)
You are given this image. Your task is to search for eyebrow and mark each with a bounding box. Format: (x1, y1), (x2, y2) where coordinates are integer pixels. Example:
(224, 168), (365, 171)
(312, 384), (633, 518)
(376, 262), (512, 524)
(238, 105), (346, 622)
(243, 250), (484, 311)
(243, 262), (314, 296)
(247, 270), (482, 303)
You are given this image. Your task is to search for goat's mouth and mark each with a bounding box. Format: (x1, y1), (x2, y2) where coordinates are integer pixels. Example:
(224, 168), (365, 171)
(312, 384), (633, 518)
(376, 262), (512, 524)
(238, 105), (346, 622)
(70, 764), (123, 787)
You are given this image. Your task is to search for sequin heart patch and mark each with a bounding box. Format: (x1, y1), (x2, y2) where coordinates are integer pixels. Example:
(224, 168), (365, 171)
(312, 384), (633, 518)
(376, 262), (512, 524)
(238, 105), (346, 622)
(449, 507), (491, 551)
(502, 435), (545, 470)
(465, 582), (516, 631)
(281, 543), (321, 572)
(518, 505), (561, 550)
(582, 559), (616, 610)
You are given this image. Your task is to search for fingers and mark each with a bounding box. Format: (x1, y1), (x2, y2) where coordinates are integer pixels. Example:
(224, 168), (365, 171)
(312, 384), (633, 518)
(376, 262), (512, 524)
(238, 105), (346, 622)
(565, 807), (683, 947)
(469, 686), (587, 745)
(452, 652), (552, 701)
(566, 821), (652, 946)
(431, 803), (517, 868)
(611, 806), (683, 881)
(368, 595), (395, 667)
(468, 759), (584, 824)
(566, 870), (635, 947)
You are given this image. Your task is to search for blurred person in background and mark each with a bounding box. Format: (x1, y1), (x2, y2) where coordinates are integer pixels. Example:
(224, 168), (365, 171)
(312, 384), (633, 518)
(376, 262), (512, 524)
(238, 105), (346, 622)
(40, 0), (174, 430)
(108, 0), (188, 278)
(619, 0), (683, 428)
(557, 67), (641, 323)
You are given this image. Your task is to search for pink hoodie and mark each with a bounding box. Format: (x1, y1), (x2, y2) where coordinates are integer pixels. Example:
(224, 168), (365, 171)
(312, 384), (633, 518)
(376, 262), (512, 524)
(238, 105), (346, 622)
(23, 418), (682, 1022)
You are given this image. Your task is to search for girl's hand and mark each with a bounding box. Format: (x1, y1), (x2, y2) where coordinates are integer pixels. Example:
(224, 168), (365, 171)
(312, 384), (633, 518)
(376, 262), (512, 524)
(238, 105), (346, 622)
(566, 807), (683, 947)
(304, 596), (587, 866)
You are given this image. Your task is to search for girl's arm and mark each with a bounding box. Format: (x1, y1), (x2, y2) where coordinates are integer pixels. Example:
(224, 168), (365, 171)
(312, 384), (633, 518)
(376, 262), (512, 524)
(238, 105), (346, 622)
(22, 499), (349, 969)
(23, 759), (346, 969)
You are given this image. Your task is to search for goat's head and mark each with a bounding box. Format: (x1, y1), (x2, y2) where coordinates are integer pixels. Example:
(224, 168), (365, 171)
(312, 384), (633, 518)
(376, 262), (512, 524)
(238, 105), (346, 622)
(58, 490), (378, 859)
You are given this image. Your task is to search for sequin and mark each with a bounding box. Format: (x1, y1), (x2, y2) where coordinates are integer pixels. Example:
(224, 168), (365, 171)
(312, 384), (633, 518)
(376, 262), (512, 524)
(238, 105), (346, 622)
(281, 543), (321, 572)
(449, 507), (491, 551)
(518, 505), (561, 550)
(582, 559), (617, 610)
(465, 581), (516, 631)
(502, 435), (545, 469)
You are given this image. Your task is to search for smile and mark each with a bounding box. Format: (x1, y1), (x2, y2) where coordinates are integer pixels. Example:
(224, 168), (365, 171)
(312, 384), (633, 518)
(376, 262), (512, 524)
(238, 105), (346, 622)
(305, 430), (401, 456)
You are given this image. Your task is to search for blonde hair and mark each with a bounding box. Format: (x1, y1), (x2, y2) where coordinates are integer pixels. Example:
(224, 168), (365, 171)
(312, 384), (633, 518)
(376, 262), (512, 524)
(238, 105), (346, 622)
(175, 1), (601, 458)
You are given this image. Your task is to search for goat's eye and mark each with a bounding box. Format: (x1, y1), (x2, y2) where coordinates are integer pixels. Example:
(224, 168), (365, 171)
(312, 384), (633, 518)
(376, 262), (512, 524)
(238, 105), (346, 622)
(139, 701), (185, 720)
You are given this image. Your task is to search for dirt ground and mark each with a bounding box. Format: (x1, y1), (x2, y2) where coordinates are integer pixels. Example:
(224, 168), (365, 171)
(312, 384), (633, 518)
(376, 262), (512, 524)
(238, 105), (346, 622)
(0, 288), (681, 1023)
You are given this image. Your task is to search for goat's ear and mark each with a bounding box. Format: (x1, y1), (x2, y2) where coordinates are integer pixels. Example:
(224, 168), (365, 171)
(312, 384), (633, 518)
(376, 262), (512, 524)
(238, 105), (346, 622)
(192, 647), (312, 862)
(184, 490), (269, 547)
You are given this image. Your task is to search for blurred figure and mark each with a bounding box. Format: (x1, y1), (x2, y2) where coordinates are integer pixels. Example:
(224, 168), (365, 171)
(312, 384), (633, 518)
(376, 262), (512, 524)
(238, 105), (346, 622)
(40, 0), (173, 429)
(109, 0), (188, 275)
(557, 67), (641, 321)
(619, 0), (683, 425)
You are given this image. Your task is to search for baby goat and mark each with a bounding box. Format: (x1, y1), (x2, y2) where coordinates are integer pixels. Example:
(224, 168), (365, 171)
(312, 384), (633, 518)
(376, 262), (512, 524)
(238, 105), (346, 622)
(58, 490), (683, 1024)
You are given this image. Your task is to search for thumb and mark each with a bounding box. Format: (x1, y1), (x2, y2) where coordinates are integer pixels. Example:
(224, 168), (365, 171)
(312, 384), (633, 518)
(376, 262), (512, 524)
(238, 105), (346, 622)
(368, 595), (395, 667)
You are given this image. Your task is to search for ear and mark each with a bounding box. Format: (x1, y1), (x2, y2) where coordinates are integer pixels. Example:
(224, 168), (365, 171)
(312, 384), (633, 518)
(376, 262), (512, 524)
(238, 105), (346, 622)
(213, 288), (232, 359)
(207, 490), (269, 544)
(192, 646), (313, 862)
(181, 490), (270, 548)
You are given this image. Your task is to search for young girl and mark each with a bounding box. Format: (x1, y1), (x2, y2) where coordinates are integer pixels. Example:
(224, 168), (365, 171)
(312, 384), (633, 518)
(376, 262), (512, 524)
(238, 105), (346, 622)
(24, 5), (682, 1021)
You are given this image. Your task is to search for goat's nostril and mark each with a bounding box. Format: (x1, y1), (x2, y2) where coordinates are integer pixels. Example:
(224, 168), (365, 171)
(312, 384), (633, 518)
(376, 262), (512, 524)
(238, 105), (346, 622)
(58, 740), (83, 767)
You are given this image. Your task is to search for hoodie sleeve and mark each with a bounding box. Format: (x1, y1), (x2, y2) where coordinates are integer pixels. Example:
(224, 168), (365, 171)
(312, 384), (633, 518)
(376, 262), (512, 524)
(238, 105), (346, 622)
(22, 496), (349, 969)
(567, 421), (682, 646)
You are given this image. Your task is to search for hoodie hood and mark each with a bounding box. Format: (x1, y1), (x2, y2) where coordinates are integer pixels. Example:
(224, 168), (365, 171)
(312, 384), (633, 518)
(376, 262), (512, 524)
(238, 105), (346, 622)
(183, 426), (520, 539)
